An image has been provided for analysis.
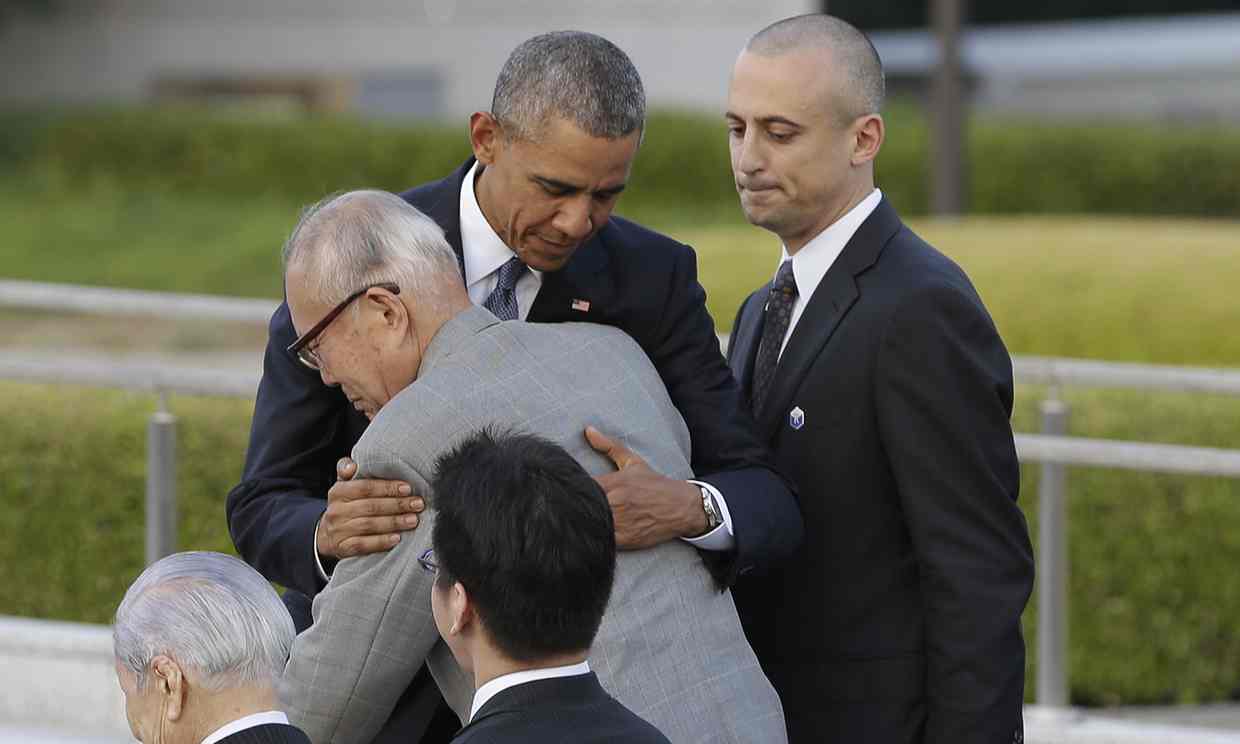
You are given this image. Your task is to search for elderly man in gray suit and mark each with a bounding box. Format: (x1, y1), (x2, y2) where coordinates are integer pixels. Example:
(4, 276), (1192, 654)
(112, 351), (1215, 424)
(276, 189), (786, 744)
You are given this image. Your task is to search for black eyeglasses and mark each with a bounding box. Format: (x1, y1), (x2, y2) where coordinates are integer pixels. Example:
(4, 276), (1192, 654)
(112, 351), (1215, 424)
(418, 548), (439, 574)
(287, 282), (400, 370)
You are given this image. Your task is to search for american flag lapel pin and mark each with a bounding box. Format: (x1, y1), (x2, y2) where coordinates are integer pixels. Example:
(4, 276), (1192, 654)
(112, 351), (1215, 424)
(571, 298), (591, 312)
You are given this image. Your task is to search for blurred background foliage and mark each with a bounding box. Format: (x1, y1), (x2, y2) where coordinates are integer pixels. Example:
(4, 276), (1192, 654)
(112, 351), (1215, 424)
(4, 105), (1239, 222)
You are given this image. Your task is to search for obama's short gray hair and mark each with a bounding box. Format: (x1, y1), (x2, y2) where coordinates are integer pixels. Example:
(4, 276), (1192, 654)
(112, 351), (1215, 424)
(492, 30), (646, 142)
(113, 552), (294, 691)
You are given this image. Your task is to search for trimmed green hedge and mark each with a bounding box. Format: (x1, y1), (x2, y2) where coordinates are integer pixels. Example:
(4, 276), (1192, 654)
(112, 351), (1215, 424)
(3, 106), (1240, 220)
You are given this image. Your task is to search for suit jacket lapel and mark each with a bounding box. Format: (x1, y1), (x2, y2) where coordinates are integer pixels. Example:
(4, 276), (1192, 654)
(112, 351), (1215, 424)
(756, 198), (903, 442)
(728, 288), (767, 400)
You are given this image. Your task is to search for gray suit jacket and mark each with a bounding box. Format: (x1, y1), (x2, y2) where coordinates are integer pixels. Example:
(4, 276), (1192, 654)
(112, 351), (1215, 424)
(279, 306), (786, 744)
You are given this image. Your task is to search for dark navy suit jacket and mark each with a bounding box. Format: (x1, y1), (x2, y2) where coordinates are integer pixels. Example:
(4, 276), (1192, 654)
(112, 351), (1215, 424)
(728, 198), (1034, 744)
(451, 673), (670, 744)
(226, 160), (802, 741)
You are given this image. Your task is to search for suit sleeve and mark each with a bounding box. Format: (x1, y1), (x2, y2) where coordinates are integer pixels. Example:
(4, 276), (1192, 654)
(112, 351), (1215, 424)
(874, 283), (1035, 744)
(280, 446), (444, 744)
(225, 302), (356, 596)
(648, 246), (802, 580)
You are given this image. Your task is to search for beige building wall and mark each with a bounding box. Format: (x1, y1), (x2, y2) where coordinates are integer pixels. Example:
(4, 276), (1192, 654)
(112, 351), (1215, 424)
(0, 0), (817, 119)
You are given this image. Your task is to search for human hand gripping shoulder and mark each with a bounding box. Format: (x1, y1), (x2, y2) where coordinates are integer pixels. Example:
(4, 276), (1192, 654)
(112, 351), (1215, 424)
(312, 456), (426, 579)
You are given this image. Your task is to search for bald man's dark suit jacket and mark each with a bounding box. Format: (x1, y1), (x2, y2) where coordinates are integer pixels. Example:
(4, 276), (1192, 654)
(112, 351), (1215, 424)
(727, 198), (1034, 744)
(217, 723), (311, 744)
(228, 159), (802, 743)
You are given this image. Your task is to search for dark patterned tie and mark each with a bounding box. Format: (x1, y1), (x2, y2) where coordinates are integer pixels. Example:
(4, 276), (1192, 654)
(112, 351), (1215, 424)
(751, 260), (798, 419)
(482, 256), (527, 321)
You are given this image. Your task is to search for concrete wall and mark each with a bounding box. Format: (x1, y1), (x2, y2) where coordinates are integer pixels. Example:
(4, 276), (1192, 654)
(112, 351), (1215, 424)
(0, 0), (815, 119)
(0, 615), (131, 742)
(870, 13), (1240, 122)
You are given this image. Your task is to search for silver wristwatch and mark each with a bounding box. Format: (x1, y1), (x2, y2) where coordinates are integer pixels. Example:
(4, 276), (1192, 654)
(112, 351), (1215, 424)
(698, 485), (722, 532)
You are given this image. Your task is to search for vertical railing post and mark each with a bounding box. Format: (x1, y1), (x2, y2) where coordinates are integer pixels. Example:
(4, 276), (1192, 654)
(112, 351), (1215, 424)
(1037, 390), (1070, 706)
(931, 0), (968, 215)
(145, 392), (177, 565)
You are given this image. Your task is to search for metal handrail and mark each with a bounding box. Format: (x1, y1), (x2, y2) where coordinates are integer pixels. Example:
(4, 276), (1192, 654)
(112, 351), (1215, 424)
(1014, 355), (1240, 397)
(10, 278), (1240, 397)
(0, 279), (278, 324)
(0, 351), (260, 398)
(1015, 433), (1240, 478)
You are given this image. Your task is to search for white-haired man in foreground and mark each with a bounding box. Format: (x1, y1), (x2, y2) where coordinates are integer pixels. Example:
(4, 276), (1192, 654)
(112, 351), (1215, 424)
(113, 551), (310, 744)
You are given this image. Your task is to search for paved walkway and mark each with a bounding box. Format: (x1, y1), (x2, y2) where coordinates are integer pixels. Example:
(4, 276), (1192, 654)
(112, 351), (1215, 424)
(0, 726), (127, 744)
(1102, 703), (1240, 732)
(1026, 705), (1240, 743)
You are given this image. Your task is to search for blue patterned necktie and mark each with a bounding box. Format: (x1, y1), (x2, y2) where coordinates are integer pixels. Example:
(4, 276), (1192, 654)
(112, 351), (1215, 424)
(482, 256), (527, 321)
(751, 260), (798, 419)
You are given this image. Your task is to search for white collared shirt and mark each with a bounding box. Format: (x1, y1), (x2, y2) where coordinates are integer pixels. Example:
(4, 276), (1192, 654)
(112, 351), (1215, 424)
(200, 711), (289, 744)
(459, 161), (543, 319)
(469, 660), (591, 723)
(775, 188), (883, 360)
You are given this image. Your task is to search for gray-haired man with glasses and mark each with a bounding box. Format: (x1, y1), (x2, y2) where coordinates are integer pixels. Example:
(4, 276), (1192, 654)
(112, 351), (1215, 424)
(276, 189), (786, 744)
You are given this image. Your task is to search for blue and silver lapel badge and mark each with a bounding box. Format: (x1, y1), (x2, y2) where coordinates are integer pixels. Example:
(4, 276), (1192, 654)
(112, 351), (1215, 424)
(789, 406), (805, 430)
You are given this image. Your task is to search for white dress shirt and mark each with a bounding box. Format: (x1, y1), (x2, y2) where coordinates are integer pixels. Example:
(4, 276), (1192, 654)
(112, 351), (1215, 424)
(200, 711), (290, 744)
(459, 161), (543, 318)
(775, 188), (883, 360)
(469, 660), (592, 722)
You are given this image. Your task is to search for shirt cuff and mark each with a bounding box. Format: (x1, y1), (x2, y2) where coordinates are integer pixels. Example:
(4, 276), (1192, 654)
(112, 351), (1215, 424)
(313, 515), (332, 583)
(682, 480), (736, 551)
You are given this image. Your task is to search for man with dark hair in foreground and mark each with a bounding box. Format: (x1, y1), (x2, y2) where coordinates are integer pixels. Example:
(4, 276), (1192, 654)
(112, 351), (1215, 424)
(426, 430), (670, 744)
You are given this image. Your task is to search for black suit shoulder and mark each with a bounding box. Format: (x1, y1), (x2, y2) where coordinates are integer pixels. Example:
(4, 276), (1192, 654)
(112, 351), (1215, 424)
(863, 221), (991, 309)
(599, 213), (693, 257)
(398, 171), (457, 211)
(452, 675), (670, 744)
(218, 723), (312, 744)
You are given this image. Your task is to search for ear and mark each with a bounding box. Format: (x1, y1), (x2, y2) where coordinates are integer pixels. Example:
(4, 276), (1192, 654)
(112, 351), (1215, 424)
(447, 580), (476, 636)
(851, 113), (885, 167)
(469, 111), (504, 165)
(362, 287), (409, 336)
(150, 655), (186, 722)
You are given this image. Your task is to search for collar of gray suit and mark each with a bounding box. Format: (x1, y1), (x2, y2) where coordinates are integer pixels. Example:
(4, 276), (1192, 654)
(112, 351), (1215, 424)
(420, 305), (504, 377)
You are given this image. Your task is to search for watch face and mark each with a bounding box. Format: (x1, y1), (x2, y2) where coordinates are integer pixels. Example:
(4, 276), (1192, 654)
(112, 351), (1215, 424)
(701, 487), (721, 529)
